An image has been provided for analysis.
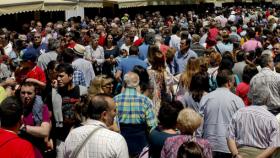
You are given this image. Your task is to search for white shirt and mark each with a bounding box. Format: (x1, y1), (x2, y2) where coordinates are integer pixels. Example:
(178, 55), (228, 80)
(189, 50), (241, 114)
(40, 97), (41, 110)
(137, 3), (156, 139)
(64, 119), (129, 158)
(85, 45), (105, 65)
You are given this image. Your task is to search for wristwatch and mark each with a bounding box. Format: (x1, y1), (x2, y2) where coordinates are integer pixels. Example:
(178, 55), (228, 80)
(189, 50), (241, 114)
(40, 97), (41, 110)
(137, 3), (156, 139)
(232, 153), (239, 158)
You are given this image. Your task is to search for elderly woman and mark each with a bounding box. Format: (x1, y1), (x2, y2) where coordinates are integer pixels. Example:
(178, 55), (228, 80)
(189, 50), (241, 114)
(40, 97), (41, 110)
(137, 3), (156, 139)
(161, 108), (212, 158)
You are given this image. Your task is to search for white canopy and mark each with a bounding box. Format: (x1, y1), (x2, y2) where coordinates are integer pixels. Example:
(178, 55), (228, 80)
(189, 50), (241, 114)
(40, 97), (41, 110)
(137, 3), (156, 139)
(43, 0), (77, 11)
(0, 0), (43, 15)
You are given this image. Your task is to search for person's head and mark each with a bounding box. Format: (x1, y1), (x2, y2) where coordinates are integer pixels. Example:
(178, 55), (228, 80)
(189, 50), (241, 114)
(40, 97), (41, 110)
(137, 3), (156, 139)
(0, 96), (23, 129)
(219, 57), (234, 70)
(33, 32), (42, 45)
(48, 38), (60, 51)
(21, 48), (37, 68)
(55, 63), (74, 88)
(148, 45), (165, 71)
(35, 21), (43, 33)
(105, 34), (115, 46)
(236, 51), (245, 62)
(216, 69), (234, 88)
(177, 141), (204, 158)
(132, 65), (150, 93)
(88, 75), (113, 97)
(242, 64), (258, 84)
(64, 32), (74, 42)
(259, 54), (274, 70)
(20, 81), (36, 108)
(144, 32), (155, 45)
(62, 48), (75, 63)
(87, 94), (116, 127)
(124, 72), (139, 88)
(181, 57), (200, 89)
(190, 72), (209, 102)
(192, 34), (201, 43)
(46, 60), (58, 81)
(273, 43), (280, 55)
(177, 108), (202, 135)
(158, 100), (184, 129)
(90, 34), (99, 48)
(129, 45), (139, 56)
(180, 38), (191, 53)
(247, 28), (256, 39)
(166, 47), (176, 64)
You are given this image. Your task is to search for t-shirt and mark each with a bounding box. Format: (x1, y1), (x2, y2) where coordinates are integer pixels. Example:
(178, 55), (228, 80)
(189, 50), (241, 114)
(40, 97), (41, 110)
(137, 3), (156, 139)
(236, 82), (250, 106)
(0, 128), (36, 158)
(26, 66), (46, 83)
(56, 86), (81, 141)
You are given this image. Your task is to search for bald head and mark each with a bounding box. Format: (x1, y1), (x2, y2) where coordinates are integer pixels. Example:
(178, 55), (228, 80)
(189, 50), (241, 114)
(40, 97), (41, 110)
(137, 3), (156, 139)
(124, 72), (140, 88)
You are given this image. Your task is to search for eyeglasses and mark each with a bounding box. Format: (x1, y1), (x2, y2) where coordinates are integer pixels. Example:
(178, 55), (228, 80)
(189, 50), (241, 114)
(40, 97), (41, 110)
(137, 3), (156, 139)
(273, 48), (279, 50)
(34, 36), (41, 39)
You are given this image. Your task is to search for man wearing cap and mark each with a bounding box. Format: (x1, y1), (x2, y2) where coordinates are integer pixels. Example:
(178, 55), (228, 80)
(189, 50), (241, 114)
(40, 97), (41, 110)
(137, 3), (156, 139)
(114, 72), (157, 157)
(18, 49), (46, 87)
(72, 44), (95, 87)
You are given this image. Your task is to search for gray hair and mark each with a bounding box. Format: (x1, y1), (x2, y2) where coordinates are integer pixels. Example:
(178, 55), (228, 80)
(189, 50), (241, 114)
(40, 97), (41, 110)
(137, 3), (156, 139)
(124, 72), (139, 88)
(48, 38), (60, 51)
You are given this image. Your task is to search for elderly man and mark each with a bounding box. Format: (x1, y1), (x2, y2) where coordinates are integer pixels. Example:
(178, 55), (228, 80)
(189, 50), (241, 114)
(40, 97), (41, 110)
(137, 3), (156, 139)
(200, 69), (245, 158)
(26, 32), (48, 56)
(114, 72), (157, 157)
(227, 88), (280, 158)
(64, 94), (129, 158)
(37, 38), (60, 71)
(249, 53), (280, 115)
(19, 81), (51, 157)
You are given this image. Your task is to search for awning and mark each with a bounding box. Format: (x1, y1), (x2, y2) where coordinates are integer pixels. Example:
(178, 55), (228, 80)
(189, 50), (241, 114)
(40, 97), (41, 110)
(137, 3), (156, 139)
(0, 0), (43, 15)
(147, 0), (199, 5)
(105, 0), (147, 8)
(78, 0), (103, 8)
(43, 0), (77, 11)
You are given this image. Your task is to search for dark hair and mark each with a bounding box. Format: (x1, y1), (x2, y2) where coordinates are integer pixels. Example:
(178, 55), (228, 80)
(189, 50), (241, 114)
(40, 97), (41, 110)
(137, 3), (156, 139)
(47, 60), (57, 71)
(177, 141), (204, 158)
(158, 100), (184, 129)
(219, 58), (234, 70)
(132, 65), (149, 93)
(148, 45), (165, 71)
(62, 48), (75, 63)
(0, 96), (23, 128)
(190, 72), (209, 102)
(247, 28), (256, 39)
(129, 45), (139, 55)
(87, 94), (111, 120)
(242, 64), (258, 84)
(216, 69), (233, 87)
(236, 51), (245, 62)
(55, 63), (74, 76)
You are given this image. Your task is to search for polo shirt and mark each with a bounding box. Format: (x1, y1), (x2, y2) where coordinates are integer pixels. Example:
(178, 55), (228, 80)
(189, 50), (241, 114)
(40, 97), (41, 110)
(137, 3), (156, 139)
(116, 55), (147, 78)
(173, 49), (197, 74)
(0, 128), (36, 158)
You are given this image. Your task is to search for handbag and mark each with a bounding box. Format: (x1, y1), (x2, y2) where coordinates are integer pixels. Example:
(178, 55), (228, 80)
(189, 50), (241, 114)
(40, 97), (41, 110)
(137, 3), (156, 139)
(71, 126), (102, 158)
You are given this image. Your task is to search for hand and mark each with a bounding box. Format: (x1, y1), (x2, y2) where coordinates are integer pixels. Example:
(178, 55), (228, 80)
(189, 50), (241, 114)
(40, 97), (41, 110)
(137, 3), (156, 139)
(51, 80), (58, 88)
(26, 78), (36, 83)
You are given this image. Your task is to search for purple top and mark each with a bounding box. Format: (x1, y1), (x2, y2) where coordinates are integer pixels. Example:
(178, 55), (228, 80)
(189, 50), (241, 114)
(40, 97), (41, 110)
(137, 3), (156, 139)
(161, 135), (212, 158)
(23, 105), (50, 125)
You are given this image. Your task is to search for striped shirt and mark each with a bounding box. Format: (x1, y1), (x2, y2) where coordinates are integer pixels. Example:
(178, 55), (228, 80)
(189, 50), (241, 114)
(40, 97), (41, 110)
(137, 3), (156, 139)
(227, 106), (280, 148)
(114, 87), (157, 130)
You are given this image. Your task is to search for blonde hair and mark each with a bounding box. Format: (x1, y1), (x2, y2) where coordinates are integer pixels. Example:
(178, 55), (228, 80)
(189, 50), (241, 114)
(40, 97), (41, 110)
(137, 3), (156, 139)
(88, 75), (113, 97)
(177, 108), (202, 135)
(180, 58), (200, 90)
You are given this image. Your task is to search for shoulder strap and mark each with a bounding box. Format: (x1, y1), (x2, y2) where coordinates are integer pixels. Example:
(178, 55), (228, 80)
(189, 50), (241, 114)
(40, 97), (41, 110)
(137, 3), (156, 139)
(215, 45), (221, 54)
(71, 126), (102, 158)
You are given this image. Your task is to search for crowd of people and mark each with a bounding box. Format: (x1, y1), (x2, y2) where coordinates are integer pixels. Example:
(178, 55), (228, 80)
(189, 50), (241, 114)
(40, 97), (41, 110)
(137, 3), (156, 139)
(0, 5), (280, 158)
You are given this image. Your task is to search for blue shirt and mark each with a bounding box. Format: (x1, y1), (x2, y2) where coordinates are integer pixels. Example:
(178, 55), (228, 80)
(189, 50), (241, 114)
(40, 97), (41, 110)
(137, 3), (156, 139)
(138, 43), (149, 60)
(117, 55), (148, 78)
(26, 43), (48, 57)
(173, 49), (197, 74)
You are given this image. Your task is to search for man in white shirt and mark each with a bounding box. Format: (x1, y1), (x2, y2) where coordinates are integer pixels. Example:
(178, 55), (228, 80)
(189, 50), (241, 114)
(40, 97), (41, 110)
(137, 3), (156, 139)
(64, 94), (129, 158)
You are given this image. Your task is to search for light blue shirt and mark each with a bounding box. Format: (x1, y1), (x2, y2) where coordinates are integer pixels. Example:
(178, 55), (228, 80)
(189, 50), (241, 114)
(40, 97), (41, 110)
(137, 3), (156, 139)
(117, 56), (148, 78)
(138, 43), (149, 60)
(199, 87), (245, 153)
(173, 49), (197, 74)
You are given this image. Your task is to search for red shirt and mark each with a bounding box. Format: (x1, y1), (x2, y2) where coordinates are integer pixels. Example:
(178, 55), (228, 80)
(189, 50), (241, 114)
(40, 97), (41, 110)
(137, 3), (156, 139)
(27, 66), (46, 83)
(98, 35), (106, 46)
(236, 82), (250, 106)
(0, 128), (36, 158)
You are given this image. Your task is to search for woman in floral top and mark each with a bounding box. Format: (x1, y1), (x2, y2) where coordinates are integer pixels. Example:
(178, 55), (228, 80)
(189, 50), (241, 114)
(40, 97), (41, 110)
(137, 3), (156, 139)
(161, 108), (212, 158)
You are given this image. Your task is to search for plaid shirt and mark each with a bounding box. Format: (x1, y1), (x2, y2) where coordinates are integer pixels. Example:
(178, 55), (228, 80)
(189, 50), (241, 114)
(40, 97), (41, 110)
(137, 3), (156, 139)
(73, 70), (86, 87)
(114, 87), (157, 130)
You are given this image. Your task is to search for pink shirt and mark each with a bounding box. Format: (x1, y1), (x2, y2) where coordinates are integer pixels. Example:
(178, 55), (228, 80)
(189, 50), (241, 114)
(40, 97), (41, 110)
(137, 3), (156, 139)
(23, 105), (50, 125)
(242, 39), (262, 52)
